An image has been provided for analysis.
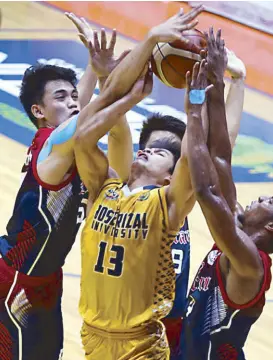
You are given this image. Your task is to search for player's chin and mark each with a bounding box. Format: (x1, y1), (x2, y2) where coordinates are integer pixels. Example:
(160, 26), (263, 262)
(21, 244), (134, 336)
(135, 157), (148, 164)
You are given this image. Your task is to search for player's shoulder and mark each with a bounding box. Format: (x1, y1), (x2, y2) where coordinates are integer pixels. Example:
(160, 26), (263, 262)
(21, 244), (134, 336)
(21, 128), (53, 173)
(29, 128), (54, 156)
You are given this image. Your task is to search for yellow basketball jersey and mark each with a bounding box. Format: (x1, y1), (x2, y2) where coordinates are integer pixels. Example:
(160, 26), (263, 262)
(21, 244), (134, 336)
(79, 178), (179, 331)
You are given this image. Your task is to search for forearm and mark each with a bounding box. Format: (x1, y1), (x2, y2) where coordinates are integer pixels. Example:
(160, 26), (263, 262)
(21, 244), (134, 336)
(102, 35), (156, 100)
(207, 81), (237, 212)
(207, 81), (231, 162)
(187, 105), (220, 196)
(76, 94), (137, 147)
(108, 116), (133, 181)
(226, 77), (245, 149)
(77, 63), (98, 108)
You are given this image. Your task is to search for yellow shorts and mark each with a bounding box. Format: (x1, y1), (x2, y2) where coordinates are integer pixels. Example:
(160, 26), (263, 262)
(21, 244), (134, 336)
(81, 320), (170, 360)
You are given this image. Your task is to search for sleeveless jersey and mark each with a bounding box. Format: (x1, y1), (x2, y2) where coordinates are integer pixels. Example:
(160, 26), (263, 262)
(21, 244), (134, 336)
(167, 218), (190, 319)
(0, 128), (87, 276)
(180, 245), (272, 360)
(79, 179), (180, 330)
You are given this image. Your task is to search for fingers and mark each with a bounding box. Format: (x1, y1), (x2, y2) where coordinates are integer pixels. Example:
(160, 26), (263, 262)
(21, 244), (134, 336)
(108, 29), (117, 51)
(181, 18), (199, 31)
(100, 28), (107, 50)
(205, 84), (214, 93)
(209, 27), (216, 48)
(191, 61), (200, 86)
(199, 59), (208, 83)
(86, 39), (95, 57)
(216, 28), (221, 47)
(220, 38), (225, 52)
(65, 12), (83, 33)
(93, 30), (100, 52)
(78, 33), (88, 47)
(200, 49), (207, 59)
(185, 71), (191, 90)
(144, 67), (154, 95)
(178, 8), (184, 17)
(117, 49), (131, 62)
(182, 4), (204, 23)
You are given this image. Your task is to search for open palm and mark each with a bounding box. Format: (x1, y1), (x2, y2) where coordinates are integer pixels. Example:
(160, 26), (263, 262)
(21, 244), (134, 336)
(66, 12), (130, 77)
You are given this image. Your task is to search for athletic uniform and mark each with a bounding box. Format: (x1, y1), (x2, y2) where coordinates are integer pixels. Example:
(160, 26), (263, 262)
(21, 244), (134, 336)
(0, 128), (87, 360)
(180, 245), (272, 360)
(162, 219), (190, 359)
(80, 179), (180, 360)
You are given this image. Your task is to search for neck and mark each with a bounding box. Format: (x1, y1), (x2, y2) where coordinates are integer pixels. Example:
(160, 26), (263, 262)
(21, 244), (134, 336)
(243, 227), (269, 253)
(127, 173), (160, 191)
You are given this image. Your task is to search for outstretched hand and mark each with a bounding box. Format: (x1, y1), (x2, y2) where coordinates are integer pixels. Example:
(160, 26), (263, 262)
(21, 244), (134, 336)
(149, 5), (204, 43)
(204, 27), (227, 85)
(66, 12), (130, 77)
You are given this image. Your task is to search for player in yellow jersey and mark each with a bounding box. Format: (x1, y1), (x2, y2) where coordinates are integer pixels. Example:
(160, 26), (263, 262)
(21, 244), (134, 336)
(71, 7), (204, 359)
(77, 72), (185, 360)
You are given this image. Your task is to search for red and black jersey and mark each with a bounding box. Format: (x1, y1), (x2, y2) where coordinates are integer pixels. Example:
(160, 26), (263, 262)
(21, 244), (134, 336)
(0, 128), (87, 276)
(180, 245), (272, 360)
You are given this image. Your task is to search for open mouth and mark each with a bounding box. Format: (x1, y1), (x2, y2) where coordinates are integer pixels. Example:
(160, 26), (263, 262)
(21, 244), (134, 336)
(138, 153), (148, 161)
(70, 110), (80, 117)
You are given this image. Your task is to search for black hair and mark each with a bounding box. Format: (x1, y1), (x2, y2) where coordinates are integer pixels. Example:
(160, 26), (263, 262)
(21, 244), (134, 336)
(19, 64), (78, 128)
(139, 113), (186, 150)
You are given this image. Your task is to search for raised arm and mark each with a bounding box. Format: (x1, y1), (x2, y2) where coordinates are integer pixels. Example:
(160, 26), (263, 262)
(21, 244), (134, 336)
(72, 6), (204, 136)
(225, 48), (246, 149)
(75, 70), (153, 200)
(37, 20), (133, 186)
(101, 6), (204, 101)
(186, 59), (262, 280)
(205, 28), (236, 213)
(66, 13), (97, 108)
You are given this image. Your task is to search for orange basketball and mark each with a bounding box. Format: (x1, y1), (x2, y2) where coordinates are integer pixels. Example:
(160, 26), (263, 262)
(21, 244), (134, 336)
(151, 29), (207, 89)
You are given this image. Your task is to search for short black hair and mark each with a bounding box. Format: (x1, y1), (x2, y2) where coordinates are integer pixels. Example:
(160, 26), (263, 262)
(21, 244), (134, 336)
(139, 113), (186, 150)
(19, 64), (78, 128)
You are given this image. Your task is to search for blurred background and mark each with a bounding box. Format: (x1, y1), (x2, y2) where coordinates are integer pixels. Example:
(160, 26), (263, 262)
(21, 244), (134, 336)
(0, 1), (273, 359)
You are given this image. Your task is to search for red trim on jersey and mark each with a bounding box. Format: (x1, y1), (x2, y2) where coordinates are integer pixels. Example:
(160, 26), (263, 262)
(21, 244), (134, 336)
(216, 250), (272, 310)
(0, 258), (62, 286)
(31, 128), (77, 191)
(162, 317), (182, 350)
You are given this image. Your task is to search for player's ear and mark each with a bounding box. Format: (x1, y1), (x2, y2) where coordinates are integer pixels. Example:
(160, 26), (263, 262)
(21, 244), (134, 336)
(163, 175), (171, 186)
(265, 222), (273, 233)
(31, 104), (44, 120)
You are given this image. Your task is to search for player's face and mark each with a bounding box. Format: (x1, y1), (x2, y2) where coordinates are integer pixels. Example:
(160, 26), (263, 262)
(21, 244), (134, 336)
(244, 196), (273, 231)
(35, 80), (80, 127)
(135, 147), (175, 184)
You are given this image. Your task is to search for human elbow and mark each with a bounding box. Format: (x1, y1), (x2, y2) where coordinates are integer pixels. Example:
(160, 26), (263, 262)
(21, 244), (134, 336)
(194, 185), (212, 203)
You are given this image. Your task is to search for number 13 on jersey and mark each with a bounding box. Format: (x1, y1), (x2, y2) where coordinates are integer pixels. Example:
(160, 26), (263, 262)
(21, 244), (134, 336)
(94, 241), (125, 277)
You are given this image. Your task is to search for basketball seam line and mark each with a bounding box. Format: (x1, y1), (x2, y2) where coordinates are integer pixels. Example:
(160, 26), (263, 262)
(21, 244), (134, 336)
(157, 43), (198, 80)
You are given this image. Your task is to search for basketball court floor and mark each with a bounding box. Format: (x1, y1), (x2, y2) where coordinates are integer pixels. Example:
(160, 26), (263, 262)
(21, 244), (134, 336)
(0, 2), (273, 359)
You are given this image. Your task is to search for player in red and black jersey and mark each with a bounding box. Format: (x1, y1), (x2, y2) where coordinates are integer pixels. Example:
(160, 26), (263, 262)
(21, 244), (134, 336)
(0, 15), (133, 360)
(181, 28), (272, 360)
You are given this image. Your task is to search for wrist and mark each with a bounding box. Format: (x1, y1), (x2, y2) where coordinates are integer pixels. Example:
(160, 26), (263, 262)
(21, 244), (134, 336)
(146, 29), (159, 45)
(188, 104), (202, 115)
(213, 79), (225, 91)
(189, 89), (206, 105)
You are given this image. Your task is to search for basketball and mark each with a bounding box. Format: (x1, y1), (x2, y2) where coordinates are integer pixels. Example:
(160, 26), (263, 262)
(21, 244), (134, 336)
(151, 29), (207, 89)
